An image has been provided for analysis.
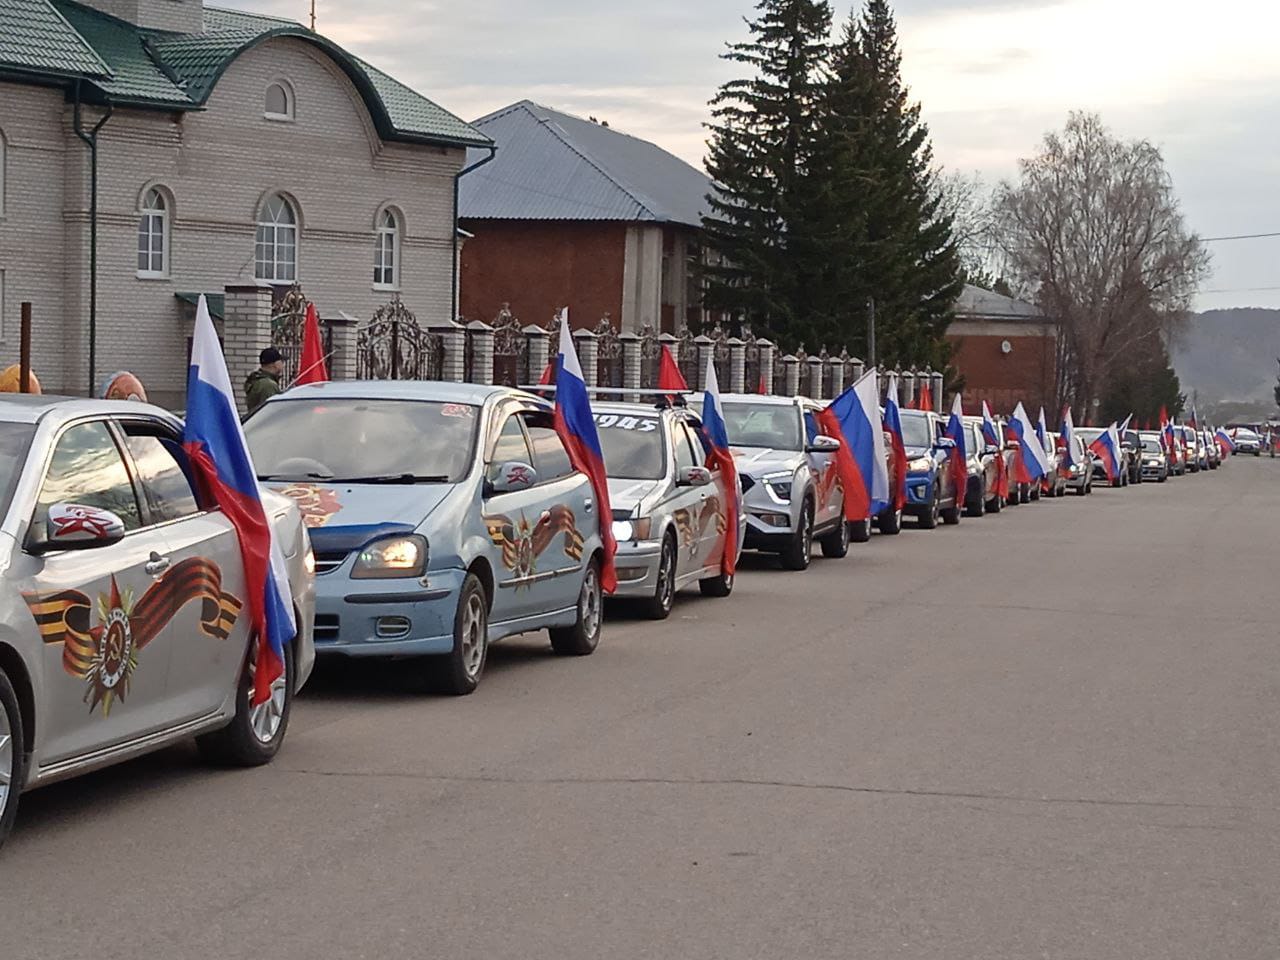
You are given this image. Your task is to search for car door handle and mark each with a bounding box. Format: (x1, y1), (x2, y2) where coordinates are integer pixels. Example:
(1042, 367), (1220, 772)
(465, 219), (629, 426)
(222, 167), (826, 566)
(583, 498), (593, 514)
(144, 552), (171, 577)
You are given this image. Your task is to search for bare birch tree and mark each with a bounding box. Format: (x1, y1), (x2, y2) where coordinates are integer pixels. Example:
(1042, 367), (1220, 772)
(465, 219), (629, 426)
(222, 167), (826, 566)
(994, 112), (1210, 418)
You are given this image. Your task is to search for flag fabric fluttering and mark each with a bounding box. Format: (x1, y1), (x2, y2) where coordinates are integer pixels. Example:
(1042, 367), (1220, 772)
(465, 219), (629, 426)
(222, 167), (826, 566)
(1007, 402), (1050, 482)
(1160, 407), (1179, 468)
(884, 374), (909, 512)
(538, 361), (554, 386)
(295, 301), (329, 386)
(981, 400), (1009, 501)
(657, 345), (689, 394)
(699, 359), (739, 577)
(551, 309), (617, 593)
(757, 373), (767, 395)
(818, 370), (890, 523)
(1088, 422), (1123, 484)
(915, 383), (934, 412)
(1187, 405), (1198, 430)
(183, 295), (296, 706)
(943, 394), (969, 503)
(1035, 406), (1051, 487)
(1215, 426), (1236, 455)
(1060, 405), (1078, 470)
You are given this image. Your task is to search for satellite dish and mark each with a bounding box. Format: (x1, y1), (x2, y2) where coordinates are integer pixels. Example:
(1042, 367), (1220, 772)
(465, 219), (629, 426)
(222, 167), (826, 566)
(1000, 340), (1012, 355)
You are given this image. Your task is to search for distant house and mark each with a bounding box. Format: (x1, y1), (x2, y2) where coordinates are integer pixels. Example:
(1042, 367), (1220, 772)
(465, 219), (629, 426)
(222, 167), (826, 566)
(458, 101), (719, 333)
(0, 0), (489, 407)
(947, 285), (1056, 414)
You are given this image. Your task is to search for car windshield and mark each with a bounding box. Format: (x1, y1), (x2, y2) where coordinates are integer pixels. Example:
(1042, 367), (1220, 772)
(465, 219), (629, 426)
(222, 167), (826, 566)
(1141, 438), (1163, 452)
(594, 412), (665, 480)
(899, 412), (933, 448)
(1076, 428), (1103, 444)
(721, 402), (801, 451)
(0, 422), (34, 520)
(244, 398), (479, 483)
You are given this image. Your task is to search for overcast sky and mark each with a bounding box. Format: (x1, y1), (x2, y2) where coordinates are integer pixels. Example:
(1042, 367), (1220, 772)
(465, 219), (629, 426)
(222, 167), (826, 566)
(243, 0), (1280, 311)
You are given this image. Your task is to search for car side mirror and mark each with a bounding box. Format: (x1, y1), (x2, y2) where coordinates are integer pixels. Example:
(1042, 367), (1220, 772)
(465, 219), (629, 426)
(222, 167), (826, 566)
(677, 465), (712, 487)
(984, 444), (1000, 456)
(935, 436), (956, 450)
(34, 503), (127, 553)
(488, 461), (538, 494)
(805, 434), (840, 454)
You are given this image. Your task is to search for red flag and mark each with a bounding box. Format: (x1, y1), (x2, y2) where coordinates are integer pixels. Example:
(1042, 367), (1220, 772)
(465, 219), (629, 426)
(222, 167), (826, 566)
(658, 345), (688, 393)
(757, 373), (766, 395)
(538, 361), (554, 385)
(295, 303), (328, 385)
(915, 384), (933, 412)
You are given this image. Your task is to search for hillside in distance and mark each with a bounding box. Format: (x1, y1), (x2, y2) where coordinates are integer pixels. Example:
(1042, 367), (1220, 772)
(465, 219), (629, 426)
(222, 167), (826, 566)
(1172, 308), (1280, 418)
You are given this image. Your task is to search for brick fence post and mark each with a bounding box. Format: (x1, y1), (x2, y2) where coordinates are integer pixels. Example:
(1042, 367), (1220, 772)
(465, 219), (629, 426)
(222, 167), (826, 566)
(827, 355), (844, 398)
(432, 319), (467, 382)
(727, 338), (746, 393)
(783, 354), (800, 396)
(807, 354), (825, 399)
(323, 311), (360, 381)
(620, 332), (641, 389)
(467, 319), (495, 385)
(694, 335), (714, 390)
(574, 328), (598, 387)
(757, 339), (775, 394)
(223, 282), (273, 415)
(525, 325), (550, 384)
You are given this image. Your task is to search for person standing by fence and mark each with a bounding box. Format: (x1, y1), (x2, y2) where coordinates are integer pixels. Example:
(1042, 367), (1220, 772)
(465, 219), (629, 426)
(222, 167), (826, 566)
(245, 347), (284, 414)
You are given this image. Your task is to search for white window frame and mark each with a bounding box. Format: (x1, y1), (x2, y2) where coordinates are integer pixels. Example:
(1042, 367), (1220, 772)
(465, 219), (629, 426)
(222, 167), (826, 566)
(255, 193), (299, 283)
(264, 80), (295, 122)
(136, 186), (170, 279)
(0, 268), (5, 343)
(0, 127), (6, 219)
(373, 208), (401, 291)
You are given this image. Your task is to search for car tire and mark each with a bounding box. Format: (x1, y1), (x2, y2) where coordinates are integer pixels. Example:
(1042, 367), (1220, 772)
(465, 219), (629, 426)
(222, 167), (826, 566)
(0, 668), (25, 851)
(550, 558), (603, 656)
(1029, 484), (1040, 502)
(966, 481), (986, 517)
(1158, 471), (1167, 483)
(432, 573), (489, 694)
(823, 517), (854, 555)
(641, 534), (678, 620)
(941, 502), (961, 525)
(987, 489), (1002, 513)
(919, 485), (940, 529)
(876, 506), (903, 535)
(198, 635), (295, 767)
(699, 569), (733, 598)
(779, 499), (814, 570)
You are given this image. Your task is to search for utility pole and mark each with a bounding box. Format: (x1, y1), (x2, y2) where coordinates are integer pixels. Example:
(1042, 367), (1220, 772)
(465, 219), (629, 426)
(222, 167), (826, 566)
(867, 298), (877, 370)
(309, 0), (316, 31)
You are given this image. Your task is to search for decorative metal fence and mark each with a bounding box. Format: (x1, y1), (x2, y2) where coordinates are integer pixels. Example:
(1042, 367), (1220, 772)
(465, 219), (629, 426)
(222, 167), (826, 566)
(270, 284), (333, 386)
(595, 317), (623, 388)
(356, 297), (443, 380)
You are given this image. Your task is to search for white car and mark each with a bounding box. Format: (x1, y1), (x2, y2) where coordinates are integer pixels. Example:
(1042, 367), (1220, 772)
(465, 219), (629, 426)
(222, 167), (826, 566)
(0, 397), (315, 850)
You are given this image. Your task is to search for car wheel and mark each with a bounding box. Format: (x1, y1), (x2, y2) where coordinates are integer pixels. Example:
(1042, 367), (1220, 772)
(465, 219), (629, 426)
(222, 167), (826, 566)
(641, 533), (678, 620)
(699, 569), (733, 598)
(551, 558), (602, 656)
(198, 635), (295, 766)
(432, 573), (489, 694)
(780, 499), (814, 570)
(876, 506), (903, 535)
(941, 501), (961, 524)
(1029, 483), (1040, 501)
(823, 515), (854, 556)
(1158, 470), (1167, 483)
(919, 486), (940, 529)
(966, 481), (986, 517)
(987, 489), (1002, 513)
(0, 668), (24, 851)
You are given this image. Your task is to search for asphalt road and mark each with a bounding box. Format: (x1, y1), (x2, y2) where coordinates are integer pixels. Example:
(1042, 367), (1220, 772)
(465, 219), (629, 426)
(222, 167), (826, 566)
(3, 457), (1278, 959)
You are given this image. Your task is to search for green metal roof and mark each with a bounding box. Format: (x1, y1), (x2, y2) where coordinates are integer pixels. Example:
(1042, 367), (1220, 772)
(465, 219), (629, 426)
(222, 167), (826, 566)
(175, 292), (225, 319)
(0, 0), (111, 79)
(0, 1), (491, 148)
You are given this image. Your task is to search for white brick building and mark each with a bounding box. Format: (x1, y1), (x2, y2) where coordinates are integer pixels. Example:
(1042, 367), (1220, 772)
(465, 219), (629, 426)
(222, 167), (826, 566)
(0, 0), (491, 408)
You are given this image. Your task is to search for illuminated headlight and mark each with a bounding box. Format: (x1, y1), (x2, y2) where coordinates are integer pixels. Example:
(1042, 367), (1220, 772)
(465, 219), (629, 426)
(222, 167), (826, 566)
(611, 518), (652, 542)
(1070, 464), (1082, 476)
(352, 534), (428, 579)
(908, 457), (932, 473)
(303, 541), (316, 577)
(762, 471), (793, 501)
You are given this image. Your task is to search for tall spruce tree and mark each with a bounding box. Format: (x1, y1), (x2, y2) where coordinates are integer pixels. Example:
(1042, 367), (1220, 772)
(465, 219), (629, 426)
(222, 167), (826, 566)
(823, 0), (962, 367)
(702, 0), (834, 347)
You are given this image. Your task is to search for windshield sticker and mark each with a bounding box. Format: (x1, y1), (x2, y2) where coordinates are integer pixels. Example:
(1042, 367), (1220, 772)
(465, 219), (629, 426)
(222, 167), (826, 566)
(23, 558), (242, 716)
(593, 414), (659, 432)
(441, 403), (474, 418)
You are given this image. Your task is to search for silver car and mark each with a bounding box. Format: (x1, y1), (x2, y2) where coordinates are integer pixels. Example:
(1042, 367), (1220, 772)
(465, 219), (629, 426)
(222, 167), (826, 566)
(593, 401), (746, 619)
(706, 393), (848, 571)
(0, 396), (316, 849)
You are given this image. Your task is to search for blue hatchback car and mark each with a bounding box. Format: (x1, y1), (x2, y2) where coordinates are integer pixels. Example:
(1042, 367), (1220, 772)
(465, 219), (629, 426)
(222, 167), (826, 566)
(243, 381), (606, 695)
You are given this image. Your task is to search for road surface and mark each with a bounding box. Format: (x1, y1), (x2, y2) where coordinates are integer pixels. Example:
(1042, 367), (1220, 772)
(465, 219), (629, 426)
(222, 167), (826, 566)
(3, 458), (1277, 959)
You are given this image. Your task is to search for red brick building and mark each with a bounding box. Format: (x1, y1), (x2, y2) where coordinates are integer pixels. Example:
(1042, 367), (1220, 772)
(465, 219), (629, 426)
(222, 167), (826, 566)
(947, 285), (1057, 414)
(458, 101), (716, 332)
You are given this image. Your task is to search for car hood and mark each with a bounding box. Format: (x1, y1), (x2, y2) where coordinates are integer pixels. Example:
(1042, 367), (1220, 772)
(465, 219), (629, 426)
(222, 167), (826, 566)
(263, 481), (452, 533)
(905, 446), (932, 460)
(607, 478), (663, 515)
(731, 446), (799, 476)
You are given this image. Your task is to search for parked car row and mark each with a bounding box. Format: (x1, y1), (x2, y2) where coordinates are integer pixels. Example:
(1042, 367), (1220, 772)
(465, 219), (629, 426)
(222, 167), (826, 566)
(0, 385), (1235, 848)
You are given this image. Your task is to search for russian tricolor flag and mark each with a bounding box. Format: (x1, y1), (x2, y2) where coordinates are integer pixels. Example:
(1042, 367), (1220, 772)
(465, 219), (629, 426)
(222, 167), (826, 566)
(183, 295), (296, 706)
(943, 394), (968, 501)
(884, 374), (908, 512)
(1215, 427), (1235, 455)
(699, 359), (738, 576)
(1088, 422), (1122, 484)
(818, 370), (890, 522)
(552, 309), (617, 593)
(1008, 402), (1049, 481)
(981, 400), (1009, 500)
(1060, 406), (1078, 469)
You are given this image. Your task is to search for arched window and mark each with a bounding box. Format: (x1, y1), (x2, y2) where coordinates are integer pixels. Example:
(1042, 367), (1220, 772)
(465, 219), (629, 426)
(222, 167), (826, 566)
(136, 187), (169, 277)
(374, 208), (400, 289)
(255, 194), (297, 282)
(264, 81), (294, 121)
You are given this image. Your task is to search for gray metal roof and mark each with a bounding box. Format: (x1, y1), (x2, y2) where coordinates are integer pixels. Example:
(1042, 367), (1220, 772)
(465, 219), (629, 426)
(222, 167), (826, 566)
(954, 284), (1045, 321)
(459, 100), (713, 227)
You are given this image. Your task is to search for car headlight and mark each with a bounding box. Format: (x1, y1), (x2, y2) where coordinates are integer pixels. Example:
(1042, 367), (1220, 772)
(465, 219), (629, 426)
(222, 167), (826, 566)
(352, 534), (428, 579)
(908, 457), (932, 473)
(762, 471), (793, 501)
(611, 518), (653, 542)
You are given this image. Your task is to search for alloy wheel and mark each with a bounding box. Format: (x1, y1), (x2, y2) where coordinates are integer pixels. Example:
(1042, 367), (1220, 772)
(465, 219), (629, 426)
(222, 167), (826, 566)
(656, 538), (676, 612)
(459, 590), (487, 679)
(0, 708), (12, 813)
(582, 564), (602, 641)
(248, 663), (288, 744)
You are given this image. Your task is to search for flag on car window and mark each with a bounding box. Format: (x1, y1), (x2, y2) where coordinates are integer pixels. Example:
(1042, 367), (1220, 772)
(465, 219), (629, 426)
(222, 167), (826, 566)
(944, 394), (969, 500)
(818, 370), (890, 522)
(1088, 422), (1123, 484)
(884, 374), (909, 511)
(699, 359), (738, 577)
(552, 309), (617, 593)
(981, 400), (1009, 501)
(183, 295), (296, 706)
(1214, 426), (1235, 455)
(1007, 402), (1049, 482)
(1060, 405), (1078, 469)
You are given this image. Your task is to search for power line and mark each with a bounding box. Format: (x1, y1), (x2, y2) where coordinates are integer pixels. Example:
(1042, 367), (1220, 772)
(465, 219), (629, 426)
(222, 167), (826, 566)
(1201, 231), (1280, 242)
(1201, 285), (1280, 294)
